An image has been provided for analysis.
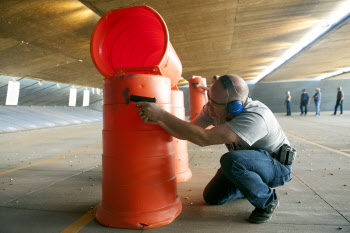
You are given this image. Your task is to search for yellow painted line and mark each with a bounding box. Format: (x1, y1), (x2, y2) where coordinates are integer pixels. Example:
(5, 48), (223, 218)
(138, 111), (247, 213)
(61, 204), (99, 233)
(286, 132), (350, 158)
(0, 144), (101, 175)
(90, 148), (103, 151)
(46, 161), (65, 164)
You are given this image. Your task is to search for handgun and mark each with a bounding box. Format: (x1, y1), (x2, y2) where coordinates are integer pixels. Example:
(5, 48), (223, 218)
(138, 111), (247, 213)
(129, 94), (157, 108)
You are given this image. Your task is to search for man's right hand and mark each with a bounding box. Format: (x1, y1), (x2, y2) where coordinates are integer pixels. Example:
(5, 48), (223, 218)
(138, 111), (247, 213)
(138, 102), (164, 124)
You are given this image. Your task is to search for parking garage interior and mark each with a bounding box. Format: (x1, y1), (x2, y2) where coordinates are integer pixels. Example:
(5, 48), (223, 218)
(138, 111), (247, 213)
(0, 1), (350, 233)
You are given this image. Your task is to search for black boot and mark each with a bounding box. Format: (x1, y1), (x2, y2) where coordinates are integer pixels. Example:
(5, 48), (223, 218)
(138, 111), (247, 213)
(249, 189), (279, 224)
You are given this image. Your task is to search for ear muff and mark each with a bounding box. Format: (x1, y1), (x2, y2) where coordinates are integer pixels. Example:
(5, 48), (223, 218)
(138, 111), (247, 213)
(220, 75), (245, 116)
(227, 100), (243, 116)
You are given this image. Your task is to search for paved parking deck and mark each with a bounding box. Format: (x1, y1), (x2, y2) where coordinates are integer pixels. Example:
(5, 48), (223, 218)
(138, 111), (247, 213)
(0, 112), (349, 233)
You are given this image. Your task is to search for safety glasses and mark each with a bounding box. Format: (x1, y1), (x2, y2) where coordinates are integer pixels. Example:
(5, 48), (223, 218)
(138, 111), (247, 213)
(207, 92), (226, 108)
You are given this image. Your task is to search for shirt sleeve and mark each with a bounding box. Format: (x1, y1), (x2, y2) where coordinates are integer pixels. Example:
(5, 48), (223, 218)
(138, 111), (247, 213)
(226, 113), (268, 146)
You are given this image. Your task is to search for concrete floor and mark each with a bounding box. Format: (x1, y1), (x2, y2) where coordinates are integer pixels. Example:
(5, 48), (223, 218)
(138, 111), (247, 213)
(0, 111), (349, 233)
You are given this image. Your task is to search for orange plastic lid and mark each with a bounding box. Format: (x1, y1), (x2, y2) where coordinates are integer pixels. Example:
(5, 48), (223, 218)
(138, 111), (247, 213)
(90, 6), (169, 78)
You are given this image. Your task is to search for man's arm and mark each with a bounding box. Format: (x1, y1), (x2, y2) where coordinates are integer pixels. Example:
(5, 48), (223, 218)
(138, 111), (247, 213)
(158, 121), (185, 140)
(158, 106), (213, 140)
(138, 102), (241, 146)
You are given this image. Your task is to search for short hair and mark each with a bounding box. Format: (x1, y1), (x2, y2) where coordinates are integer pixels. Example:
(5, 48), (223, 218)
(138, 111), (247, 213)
(221, 74), (249, 103)
(338, 87), (342, 90)
(213, 75), (219, 81)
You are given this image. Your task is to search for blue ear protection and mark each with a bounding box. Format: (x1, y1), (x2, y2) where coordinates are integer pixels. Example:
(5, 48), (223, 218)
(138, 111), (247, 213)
(227, 100), (244, 116)
(220, 75), (244, 116)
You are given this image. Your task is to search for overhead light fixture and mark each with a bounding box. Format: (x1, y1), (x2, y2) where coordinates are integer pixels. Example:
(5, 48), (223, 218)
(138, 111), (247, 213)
(6, 79), (20, 106)
(83, 88), (90, 107)
(248, 1), (350, 84)
(313, 66), (350, 80)
(69, 86), (77, 107)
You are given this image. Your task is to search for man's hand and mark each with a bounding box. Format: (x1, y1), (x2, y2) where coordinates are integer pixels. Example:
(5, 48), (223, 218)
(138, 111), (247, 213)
(138, 102), (164, 124)
(193, 83), (202, 88)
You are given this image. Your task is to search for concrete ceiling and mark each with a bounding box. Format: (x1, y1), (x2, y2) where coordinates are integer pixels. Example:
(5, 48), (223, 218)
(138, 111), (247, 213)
(0, 0), (349, 88)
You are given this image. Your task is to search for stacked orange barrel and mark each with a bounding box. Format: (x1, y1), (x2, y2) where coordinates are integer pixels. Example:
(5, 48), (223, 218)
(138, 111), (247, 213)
(100, 74), (181, 228)
(188, 76), (208, 121)
(171, 86), (192, 183)
(90, 5), (186, 229)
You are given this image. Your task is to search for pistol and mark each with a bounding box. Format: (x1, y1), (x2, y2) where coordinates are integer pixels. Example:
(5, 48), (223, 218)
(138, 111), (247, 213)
(130, 94), (157, 108)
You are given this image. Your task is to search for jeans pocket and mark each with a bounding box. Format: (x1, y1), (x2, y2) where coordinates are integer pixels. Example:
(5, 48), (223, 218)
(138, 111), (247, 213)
(269, 173), (291, 188)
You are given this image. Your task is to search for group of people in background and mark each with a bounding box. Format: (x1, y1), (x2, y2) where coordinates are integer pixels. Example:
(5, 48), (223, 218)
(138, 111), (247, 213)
(284, 87), (344, 116)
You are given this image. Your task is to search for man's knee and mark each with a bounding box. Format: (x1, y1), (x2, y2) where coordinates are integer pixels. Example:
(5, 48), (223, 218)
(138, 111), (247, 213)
(203, 188), (223, 205)
(202, 167), (233, 205)
(220, 151), (244, 172)
(220, 152), (234, 166)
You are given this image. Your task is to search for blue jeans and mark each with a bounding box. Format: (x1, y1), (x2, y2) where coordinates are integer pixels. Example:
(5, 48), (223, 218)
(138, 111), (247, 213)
(315, 100), (321, 115)
(203, 150), (291, 209)
(300, 103), (308, 114)
(286, 101), (291, 115)
(334, 100), (343, 114)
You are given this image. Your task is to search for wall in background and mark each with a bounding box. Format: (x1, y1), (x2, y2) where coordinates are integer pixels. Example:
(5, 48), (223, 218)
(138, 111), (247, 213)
(179, 78), (350, 115)
(249, 79), (349, 114)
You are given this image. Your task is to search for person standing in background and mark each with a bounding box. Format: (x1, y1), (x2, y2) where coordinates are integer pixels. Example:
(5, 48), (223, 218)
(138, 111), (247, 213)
(333, 87), (344, 116)
(313, 88), (321, 116)
(300, 89), (310, 116)
(284, 91), (291, 116)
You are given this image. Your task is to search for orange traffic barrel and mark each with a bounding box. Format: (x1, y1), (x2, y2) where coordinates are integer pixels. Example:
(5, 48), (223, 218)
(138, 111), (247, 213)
(90, 5), (182, 88)
(171, 86), (192, 183)
(97, 74), (182, 229)
(188, 76), (208, 121)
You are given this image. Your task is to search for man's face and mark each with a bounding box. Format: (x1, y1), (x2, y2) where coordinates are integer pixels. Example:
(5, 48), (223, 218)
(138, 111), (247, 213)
(207, 90), (229, 118)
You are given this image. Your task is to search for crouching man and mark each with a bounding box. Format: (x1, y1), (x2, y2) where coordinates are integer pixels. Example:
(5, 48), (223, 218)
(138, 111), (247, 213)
(137, 74), (295, 223)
